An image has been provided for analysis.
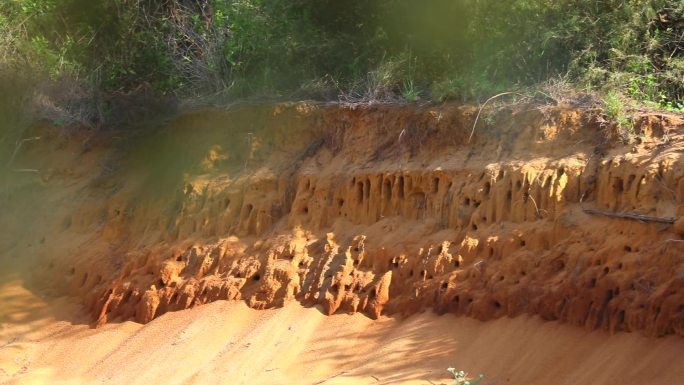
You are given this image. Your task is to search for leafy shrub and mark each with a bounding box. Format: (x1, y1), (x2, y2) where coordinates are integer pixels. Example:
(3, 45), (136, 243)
(0, 0), (682, 128)
(603, 91), (636, 143)
(447, 367), (484, 385)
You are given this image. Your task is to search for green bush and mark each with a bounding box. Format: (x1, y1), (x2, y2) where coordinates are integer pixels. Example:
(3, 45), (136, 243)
(447, 367), (484, 385)
(0, 0), (682, 127)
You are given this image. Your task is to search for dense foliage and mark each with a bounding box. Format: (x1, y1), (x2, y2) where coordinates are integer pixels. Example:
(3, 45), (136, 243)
(0, 0), (682, 126)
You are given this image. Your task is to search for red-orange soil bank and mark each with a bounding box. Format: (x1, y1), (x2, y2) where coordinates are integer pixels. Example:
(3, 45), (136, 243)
(7, 102), (684, 338)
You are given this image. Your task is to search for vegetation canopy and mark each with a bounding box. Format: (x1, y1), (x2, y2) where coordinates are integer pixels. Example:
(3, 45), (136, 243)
(0, 0), (682, 127)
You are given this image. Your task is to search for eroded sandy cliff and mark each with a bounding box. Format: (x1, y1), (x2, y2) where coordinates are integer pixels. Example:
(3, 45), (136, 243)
(6, 102), (684, 337)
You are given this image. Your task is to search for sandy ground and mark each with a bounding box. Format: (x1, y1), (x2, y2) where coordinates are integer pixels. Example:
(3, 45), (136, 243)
(2, 272), (684, 385)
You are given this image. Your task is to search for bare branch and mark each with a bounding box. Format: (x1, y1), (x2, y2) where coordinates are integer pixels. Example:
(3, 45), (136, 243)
(8, 136), (41, 167)
(582, 208), (675, 224)
(468, 92), (527, 143)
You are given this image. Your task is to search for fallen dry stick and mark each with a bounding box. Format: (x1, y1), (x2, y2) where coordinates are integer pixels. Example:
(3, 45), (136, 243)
(582, 208), (675, 224)
(314, 371), (348, 384)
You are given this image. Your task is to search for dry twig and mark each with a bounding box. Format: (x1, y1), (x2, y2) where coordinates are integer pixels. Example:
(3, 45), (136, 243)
(468, 92), (526, 143)
(314, 371), (348, 384)
(582, 208), (675, 224)
(8, 136), (40, 167)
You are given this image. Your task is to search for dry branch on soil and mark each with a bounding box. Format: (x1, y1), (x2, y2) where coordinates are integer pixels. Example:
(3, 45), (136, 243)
(582, 208), (675, 224)
(7, 136), (40, 167)
(468, 92), (527, 143)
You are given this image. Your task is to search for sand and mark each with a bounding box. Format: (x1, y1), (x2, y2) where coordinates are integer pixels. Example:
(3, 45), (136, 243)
(2, 272), (684, 385)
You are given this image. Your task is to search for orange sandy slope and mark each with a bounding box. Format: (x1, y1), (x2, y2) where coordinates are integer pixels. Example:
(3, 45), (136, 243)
(2, 273), (684, 385)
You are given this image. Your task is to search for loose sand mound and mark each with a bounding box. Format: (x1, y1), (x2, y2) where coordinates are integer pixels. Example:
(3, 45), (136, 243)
(2, 274), (684, 385)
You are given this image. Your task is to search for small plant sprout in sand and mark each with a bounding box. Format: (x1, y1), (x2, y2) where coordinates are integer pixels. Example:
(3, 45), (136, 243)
(447, 367), (484, 385)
